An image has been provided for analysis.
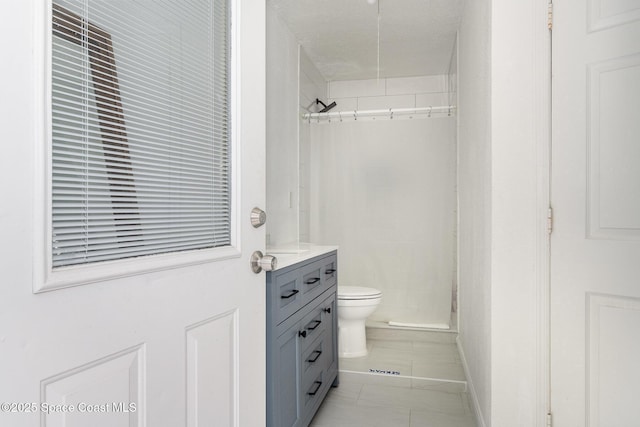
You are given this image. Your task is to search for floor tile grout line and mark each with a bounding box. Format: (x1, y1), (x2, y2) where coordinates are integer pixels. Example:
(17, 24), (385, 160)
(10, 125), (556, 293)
(355, 382), (364, 401)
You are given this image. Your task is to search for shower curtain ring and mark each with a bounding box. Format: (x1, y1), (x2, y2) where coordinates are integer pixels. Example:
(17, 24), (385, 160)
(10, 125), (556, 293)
(448, 106), (452, 116)
(354, 110), (357, 121)
(389, 108), (393, 120)
(428, 106), (432, 118)
(339, 111), (343, 122)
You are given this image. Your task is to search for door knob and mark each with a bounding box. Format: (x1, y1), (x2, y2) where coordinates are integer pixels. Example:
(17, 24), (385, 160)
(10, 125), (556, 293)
(251, 251), (277, 273)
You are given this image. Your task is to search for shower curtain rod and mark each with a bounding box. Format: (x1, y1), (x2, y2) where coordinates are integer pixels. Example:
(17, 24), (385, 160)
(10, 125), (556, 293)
(301, 105), (456, 121)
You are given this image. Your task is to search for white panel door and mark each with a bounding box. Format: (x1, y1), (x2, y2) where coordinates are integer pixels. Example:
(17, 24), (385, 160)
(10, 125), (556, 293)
(0, 1), (265, 426)
(551, 0), (640, 425)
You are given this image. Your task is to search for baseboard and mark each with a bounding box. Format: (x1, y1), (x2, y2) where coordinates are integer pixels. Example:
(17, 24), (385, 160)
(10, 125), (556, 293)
(456, 335), (488, 427)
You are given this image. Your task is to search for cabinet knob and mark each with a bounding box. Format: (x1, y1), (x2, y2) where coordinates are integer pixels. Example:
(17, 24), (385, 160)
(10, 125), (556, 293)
(298, 330), (307, 338)
(323, 307), (331, 314)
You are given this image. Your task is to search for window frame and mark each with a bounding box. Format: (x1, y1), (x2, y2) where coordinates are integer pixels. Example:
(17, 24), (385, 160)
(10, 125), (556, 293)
(33, 0), (241, 292)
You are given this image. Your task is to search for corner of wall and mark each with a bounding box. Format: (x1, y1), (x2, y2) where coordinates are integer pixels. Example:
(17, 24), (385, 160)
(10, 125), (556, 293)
(457, 0), (492, 425)
(457, 336), (488, 427)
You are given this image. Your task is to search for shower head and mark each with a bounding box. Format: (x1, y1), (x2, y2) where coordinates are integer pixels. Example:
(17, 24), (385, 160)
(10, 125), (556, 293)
(319, 101), (337, 113)
(316, 98), (337, 113)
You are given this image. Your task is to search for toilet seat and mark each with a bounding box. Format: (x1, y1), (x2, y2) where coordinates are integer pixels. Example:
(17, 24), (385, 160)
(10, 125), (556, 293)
(338, 286), (382, 300)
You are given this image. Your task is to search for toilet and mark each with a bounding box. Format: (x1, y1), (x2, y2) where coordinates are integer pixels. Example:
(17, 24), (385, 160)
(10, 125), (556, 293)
(337, 286), (383, 358)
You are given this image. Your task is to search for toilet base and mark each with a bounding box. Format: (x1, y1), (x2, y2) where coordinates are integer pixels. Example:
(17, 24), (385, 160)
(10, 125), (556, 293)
(338, 319), (368, 358)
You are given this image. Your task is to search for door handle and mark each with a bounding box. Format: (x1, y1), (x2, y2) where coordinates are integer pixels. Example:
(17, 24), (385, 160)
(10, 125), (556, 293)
(250, 251), (277, 273)
(308, 381), (322, 396)
(306, 320), (322, 331)
(307, 350), (322, 363)
(280, 289), (299, 299)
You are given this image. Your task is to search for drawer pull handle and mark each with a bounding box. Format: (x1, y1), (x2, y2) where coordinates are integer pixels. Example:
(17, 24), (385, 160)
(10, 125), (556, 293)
(306, 320), (322, 331)
(325, 269), (336, 274)
(308, 381), (322, 396)
(298, 330), (307, 338)
(305, 277), (320, 285)
(323, 307), (331, 314)
(307, 350), (322, 363)
(281, 289), (299, 299)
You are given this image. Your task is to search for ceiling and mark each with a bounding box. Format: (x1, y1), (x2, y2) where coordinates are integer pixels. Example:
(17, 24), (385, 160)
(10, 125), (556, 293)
(267, 0), (464, 81)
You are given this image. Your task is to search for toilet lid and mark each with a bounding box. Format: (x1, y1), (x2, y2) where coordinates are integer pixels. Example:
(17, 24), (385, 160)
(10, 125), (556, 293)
(338, 286), (382, 300)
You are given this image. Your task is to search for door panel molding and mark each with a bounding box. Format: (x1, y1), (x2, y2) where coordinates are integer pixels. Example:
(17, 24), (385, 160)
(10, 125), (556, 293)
(587, 53), (640, 240)
(186, 310), (239, 427)
(41, 344), (145, 427)
(587, 293), (640, 426)
(588, 0), (640, 32)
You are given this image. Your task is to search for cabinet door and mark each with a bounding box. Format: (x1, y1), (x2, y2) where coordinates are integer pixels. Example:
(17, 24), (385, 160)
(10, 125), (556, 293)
(270, 326), (301, 427)
(324, 294), (338, 378)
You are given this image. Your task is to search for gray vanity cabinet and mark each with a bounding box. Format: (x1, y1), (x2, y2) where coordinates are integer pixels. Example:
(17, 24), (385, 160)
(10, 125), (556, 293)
(266, 251), (339, 427)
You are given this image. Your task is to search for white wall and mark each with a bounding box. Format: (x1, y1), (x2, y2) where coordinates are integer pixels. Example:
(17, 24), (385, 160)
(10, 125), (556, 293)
(490, 0), (549, 425)
(266, 7), (328, 248)
(327, 75), (450, 113)
(457, 0), (492, 424)
(266, 6), (300, 247)
(299, 49), (327, 243)
(458, 0), (550, 426)
(447, 37), (459, 312)
(309, 76), (457, 328)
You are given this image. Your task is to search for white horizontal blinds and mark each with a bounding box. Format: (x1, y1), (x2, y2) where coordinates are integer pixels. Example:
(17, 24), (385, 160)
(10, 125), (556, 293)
(51, 0), (231, 268)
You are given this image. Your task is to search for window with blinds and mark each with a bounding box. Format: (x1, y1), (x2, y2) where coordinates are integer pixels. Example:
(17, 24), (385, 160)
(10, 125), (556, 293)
(51, 0), (231, 268)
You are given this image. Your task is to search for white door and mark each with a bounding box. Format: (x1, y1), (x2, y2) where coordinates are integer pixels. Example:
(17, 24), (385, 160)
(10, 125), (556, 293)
(551, 0), (640, 425)
(0, 1), (265, 426)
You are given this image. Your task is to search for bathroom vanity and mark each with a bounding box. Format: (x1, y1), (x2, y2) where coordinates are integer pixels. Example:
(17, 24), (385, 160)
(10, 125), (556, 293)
(266, 248), (339, 427)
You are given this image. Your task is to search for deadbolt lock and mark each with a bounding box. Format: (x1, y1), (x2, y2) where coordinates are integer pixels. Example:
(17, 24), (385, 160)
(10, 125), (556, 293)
(251, 207), (267, 228)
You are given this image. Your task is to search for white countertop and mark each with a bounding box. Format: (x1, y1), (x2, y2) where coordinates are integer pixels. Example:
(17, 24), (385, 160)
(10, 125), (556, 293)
(266, 244), (338, 271)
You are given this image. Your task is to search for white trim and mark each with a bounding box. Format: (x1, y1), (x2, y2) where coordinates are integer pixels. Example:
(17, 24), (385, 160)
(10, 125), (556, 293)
(32, 0), (52, 293)
(36, 246), (241, 292)
(457, 336), (487, 427)
(536, 0), (552, 425)
(230, 0), (247, 261)
(230, 0), (242, 258)
(33, 0), (242, 293)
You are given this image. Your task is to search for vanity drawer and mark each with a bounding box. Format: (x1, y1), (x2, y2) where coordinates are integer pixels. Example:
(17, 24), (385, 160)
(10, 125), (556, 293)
(271, 268), (304, 326)
(295, 292), (334, 353)
(321, 256), (337, 288)
(268, 252), (337, 327)
(300, 254), (337, 306)
(300, 369), (329, 418)
(301, 331), (328, 386)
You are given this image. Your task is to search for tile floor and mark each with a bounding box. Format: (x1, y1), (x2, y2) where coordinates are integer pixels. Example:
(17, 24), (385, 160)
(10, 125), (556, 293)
(309, 328), (477, 427)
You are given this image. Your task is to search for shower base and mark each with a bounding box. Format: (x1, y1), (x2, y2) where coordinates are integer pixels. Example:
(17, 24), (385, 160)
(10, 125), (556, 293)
(387, 320), (450, 330)
(368, 311), (457, 332)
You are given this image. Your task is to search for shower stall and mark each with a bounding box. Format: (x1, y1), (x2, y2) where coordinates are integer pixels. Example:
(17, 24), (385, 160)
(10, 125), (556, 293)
(306, 105), (457, 330)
